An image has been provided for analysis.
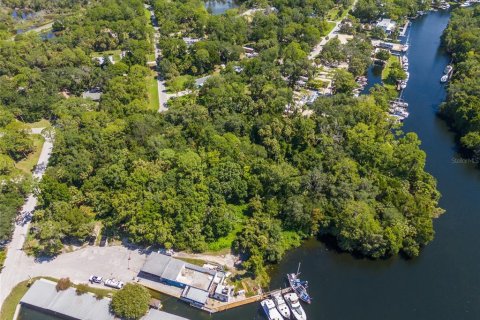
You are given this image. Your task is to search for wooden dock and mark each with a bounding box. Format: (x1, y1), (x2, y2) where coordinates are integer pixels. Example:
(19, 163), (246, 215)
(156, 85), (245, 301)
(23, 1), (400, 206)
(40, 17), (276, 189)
(207, 287), (293, 313)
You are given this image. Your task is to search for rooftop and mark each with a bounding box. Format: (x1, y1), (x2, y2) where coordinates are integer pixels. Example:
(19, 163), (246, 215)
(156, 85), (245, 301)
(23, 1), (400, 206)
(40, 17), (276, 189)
(181, 286), (209, 305)
(141, 253), (216, 291)
(20, 279), (115, 320)
(20, 279), (189, 320)
(143, 309), (189, 320)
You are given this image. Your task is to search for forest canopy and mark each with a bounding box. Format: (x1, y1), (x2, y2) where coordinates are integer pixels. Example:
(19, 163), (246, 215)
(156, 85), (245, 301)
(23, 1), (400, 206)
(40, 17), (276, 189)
(441, 6), (480, 159)
(0, 0), (442, 280)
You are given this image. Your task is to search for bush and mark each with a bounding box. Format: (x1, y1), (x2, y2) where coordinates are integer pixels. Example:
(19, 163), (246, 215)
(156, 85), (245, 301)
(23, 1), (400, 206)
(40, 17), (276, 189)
(56, 278), (72, 291)
(76, 283), (89, 295)
(111, 283), (150, 320)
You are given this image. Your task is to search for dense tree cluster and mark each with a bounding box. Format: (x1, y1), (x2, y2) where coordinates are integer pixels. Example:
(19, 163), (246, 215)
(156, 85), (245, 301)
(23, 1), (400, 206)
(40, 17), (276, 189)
(154, 0), (337, 79)
(318, 35), (373, 76)
(352, 0), (429, 22)
(0, 114), (33, 242)
(441, 7), (480, 158)
(0, 0), (442, 281)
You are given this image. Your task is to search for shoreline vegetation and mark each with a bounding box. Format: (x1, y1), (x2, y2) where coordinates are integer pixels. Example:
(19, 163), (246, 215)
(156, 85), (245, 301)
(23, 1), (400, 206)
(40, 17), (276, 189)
(1, 0), (442, 288)
(440, 6), (480, 160)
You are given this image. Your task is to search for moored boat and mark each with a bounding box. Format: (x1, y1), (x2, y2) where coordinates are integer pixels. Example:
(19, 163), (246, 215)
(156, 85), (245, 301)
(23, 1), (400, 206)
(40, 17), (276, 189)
(284, 293), (307, 320)
(272, 293), (291, 319)
(262, 299), (284, 320)
(440, 74), (448, 83)
(444, 65), (453, 74)
(287, 272), (312, 304)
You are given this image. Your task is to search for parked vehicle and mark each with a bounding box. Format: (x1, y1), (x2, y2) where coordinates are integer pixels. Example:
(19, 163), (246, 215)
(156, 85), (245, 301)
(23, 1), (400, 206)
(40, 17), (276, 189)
(89, 275), (102, 284)
(104, 278), (124, 289)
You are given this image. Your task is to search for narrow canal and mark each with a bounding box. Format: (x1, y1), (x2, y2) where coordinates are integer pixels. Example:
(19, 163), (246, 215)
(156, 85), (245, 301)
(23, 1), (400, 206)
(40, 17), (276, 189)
(159, 10), (480, 320)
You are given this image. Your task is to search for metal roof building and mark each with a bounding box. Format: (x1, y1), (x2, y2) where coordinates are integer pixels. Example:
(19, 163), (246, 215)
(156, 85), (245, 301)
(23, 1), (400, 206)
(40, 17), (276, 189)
(143, 309), (189, 320)
(20, 279), (115, 320)
(140, 253), (216, 291)
(19, 279), (189, 320)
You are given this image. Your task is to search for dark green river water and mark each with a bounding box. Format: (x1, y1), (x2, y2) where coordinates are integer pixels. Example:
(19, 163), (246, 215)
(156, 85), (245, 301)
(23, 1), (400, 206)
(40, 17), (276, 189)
(20, 10), (480, 320)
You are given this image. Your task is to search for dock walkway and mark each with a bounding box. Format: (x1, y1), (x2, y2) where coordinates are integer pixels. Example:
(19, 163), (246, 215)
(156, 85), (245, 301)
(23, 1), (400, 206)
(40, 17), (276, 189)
(207, 287), (293, 313)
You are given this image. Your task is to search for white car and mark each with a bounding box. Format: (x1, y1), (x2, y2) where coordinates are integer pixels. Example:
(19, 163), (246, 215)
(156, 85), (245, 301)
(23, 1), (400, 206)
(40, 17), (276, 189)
(104, 278), (124, 289)
(89, 275), (102, 284)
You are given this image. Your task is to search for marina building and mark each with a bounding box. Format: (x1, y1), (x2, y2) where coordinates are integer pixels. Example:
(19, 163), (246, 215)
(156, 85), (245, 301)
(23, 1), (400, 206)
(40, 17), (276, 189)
(139, 253), (232, 308)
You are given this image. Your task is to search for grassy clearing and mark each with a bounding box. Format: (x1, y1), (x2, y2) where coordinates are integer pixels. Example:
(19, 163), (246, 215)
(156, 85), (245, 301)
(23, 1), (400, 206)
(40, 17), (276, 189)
(326, 7), (340, 20)
(176, 257), (208, 267)
(0, 277), (56, 320)
(0, 279), (30, 320)
(206, 205), (247, 252)
(322, 21), (337, 36)
(91, 49), (122, 62)
(147, 72), (159, 111)
(382, 55), (399, 90)
(164, 75), (193, 93)
(15, 135), (45, 174)
(0, 249), (6, 271)
(24, 119), (51, 129)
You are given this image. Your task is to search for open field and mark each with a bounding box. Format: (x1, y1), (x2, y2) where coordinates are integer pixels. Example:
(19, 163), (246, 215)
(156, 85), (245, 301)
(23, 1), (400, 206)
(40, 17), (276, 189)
(147, 72), (159, 111)
(15, 135), (45, 174)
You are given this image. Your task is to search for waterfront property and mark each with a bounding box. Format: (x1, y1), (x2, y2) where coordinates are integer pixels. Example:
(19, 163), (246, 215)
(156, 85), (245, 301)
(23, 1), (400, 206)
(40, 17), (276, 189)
(18, 278), (189, 320)
(376, 18), (397, 35)
(139, 253), (230, 308)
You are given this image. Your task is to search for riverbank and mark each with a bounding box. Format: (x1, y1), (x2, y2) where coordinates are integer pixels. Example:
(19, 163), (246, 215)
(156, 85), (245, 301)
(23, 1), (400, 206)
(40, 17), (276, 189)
(149, 9), (480, 320)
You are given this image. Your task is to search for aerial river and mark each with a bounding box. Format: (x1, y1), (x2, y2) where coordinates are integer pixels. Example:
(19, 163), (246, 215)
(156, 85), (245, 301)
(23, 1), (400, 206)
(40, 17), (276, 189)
(159, 9), (480, 320)
(19, 9), (480, 320)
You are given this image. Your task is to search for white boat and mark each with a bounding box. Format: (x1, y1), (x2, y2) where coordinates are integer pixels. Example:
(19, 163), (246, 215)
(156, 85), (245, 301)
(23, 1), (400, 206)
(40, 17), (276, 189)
(441, 75), (448, 83)
(444, 65), (453, 74)
(273, 293), (291, 319)
(262, 299), (284, 320)
(402, 56), (408, 64)
(284, 293), (307, 320)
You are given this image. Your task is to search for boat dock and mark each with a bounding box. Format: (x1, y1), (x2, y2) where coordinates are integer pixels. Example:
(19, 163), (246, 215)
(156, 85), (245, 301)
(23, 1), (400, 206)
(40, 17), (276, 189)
(399, 21), (410, 37)
(205, 287), (293, 313)
(372, 40), (409, 53)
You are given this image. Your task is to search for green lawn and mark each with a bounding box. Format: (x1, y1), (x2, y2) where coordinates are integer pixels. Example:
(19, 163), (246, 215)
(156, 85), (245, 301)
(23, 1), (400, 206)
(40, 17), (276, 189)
(165, 75), (193, 93)
(16, 135), (45, 174)
(176, 257), (208, 267)
(147, 73), (159, 111)
(0, 249), (6, 271)
(206, 204), (247, 253)
(326, 7), (340, 21)
(24, 119), (51, 129)
(382, 55), (400, 90)
(322, 21), (337, 36)
(91, 50), (122, 62)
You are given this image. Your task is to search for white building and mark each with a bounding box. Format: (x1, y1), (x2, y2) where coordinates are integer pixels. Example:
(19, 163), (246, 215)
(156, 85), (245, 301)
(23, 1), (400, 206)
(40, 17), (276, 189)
(376, 19), (397, 35)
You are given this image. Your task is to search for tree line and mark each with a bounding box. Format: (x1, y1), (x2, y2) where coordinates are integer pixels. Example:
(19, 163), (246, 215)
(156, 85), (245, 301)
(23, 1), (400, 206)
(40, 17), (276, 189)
(441, 6), (480, 159)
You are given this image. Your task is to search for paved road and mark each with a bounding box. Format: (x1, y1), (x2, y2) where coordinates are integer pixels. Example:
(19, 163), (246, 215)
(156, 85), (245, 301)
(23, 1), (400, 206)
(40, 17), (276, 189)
(146, 4), (169, 112)
(0, 128), (54, 305)
(308, 0), (359, 60)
